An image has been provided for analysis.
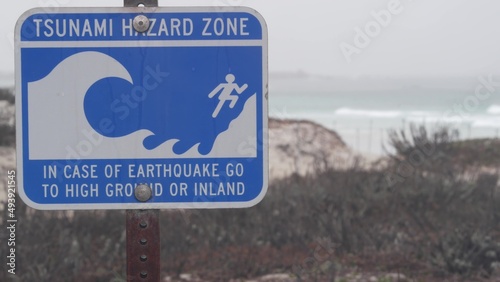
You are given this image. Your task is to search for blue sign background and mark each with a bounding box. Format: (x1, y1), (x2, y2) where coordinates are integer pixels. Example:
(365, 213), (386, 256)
(22, 46), (262, 155)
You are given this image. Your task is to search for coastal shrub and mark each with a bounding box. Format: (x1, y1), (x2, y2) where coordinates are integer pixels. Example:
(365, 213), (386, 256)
(384, 124), (500, 277)
(0, 88), (15, 146)
(0, 123), (15, 146)
(0, 88), (14, 104)
(0, 201), (126, 282)
(431, 230), (500, 277)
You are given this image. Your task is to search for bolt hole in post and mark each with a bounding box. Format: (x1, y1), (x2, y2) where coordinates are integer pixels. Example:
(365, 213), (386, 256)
(126, 209), (159, 280)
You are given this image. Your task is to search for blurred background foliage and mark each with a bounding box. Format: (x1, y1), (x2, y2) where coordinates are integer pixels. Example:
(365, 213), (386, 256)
(1, 86), (500, 281)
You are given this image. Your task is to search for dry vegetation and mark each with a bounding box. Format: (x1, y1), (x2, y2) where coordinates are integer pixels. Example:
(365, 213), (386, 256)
(0, 88), (14, 147)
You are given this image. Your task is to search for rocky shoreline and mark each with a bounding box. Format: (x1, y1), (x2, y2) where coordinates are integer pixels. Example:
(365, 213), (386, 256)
(269, 118), (354, 179)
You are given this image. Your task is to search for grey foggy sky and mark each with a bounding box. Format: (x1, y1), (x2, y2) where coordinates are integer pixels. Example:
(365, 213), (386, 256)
(2, 0), (500, 77)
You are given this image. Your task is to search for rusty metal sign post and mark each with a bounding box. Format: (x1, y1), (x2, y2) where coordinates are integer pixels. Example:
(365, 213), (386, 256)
(123, 2), (161, 281)
(123, 2), (160, 282)
(126, 208), (160, 281)
(124, 0), (158, 7)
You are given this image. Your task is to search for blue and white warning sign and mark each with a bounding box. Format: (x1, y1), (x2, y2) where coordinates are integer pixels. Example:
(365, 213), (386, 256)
(15, 7), (268, 210)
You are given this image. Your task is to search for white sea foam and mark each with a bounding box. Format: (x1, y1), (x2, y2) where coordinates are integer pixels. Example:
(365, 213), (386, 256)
(487, 105), (500, 114)
(334, 107), (402, 118)
(408, 110), (439, 117)
(407, 114), (472, 124)
(272, 105), (500, 130)
(472, 116), (500, 128)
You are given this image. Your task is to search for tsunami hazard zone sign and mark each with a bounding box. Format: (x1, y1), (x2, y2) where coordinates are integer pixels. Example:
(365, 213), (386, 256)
(15, 7), (268, 210)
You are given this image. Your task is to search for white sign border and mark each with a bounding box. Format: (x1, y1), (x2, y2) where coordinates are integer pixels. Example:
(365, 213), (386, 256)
(15, 6), (268, 210)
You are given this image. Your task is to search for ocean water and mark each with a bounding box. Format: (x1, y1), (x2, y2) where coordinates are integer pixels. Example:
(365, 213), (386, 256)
(3, 73), (500, 156)
(269, 76), (500, 155)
